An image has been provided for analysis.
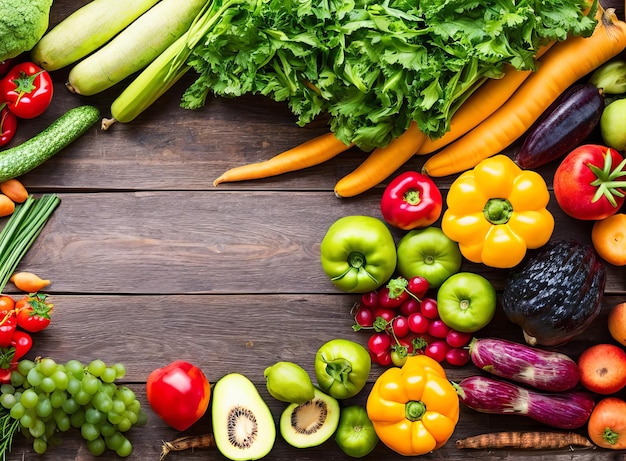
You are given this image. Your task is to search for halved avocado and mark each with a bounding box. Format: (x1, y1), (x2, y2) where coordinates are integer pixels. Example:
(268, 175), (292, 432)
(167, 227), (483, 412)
(212, 373), (276, 461)
(279, 387), (340, 448)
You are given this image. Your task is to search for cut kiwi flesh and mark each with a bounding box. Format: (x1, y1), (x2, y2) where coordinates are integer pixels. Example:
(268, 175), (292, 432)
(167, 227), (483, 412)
(212, 373), (276, 461)
(280, 387), (340, 448)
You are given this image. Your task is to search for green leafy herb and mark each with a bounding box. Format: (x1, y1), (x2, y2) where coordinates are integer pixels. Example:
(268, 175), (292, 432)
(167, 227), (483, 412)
(180, 0), (597, 150)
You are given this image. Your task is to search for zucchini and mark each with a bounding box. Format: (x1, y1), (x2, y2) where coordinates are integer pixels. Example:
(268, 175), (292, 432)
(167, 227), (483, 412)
(66, 0), (207, 96)
(30, 0), (161, 71)
(0, 106), (100, 182)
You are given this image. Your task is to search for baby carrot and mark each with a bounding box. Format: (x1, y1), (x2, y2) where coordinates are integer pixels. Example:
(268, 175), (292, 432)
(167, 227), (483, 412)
(0, 194), (15, 217)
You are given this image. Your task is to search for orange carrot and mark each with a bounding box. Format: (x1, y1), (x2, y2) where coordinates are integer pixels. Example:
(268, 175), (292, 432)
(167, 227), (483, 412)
(422, 7), (626, 177)
(160, 434), (216, 460)
(455, 431), (593, 449)
(213, 132), (353, 186)
(0, 179), (28, 203)
(333, 121), (427, 198)
(417, 43), (554, 155)
(0, 194), (15, 217)
(10, 271), (51, 292)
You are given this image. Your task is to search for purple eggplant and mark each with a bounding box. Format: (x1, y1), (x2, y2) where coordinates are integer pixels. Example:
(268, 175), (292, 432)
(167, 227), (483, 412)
(455, 376), (595, 430)
(469, 337), (579, 391)
(514, 83), (604, 169)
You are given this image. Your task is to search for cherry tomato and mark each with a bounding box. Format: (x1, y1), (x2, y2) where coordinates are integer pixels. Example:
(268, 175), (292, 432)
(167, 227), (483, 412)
(420, 297), (439, 319)
(360, 291), (379, 309)
(372, 307), (395, 323)
(0, 309), (16, 348)
(354, 306), (375, 328)
(0, 107), (17, 147)
(368, 332), (391, 356)
(445, 347), (471, 366)
(400, 298), (421, 316)
(15, 293), (53, 333)
(428, 319), (451, 339)
(0, 62), (53, 119)
(391, 315), (410, 339)
(408, 312), (430, 334)
(425, 340), (450, 363)
(407, 276), (429, 300)
(378, 286), (407, 309)
(0, 296), (14, 312)
(445, 329), (473, 348)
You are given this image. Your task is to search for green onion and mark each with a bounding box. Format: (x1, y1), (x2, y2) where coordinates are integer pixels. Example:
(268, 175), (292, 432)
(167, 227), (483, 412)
(0, 409), (20, 461)
(0, 194), (60, 293)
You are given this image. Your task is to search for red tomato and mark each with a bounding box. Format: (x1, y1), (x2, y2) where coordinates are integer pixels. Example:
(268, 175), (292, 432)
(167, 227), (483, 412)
(0, 296), (14, 312)
(0, 309), (16, 348)
(0, 107), (17, 147)
(0, 62), (53, 119)
(146, 360), (211, 431)
(15, 293), (53, 333)
(554, 144), (626, 220)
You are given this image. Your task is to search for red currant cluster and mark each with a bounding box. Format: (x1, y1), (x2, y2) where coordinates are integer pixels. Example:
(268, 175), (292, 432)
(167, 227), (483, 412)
(352, 276), (472, 367)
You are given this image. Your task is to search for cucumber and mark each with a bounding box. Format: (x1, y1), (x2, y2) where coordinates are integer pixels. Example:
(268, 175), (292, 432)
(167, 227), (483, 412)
(31, 0), (161, 71)
(66, 0), (206, 96)
(0, 106), (100, 182)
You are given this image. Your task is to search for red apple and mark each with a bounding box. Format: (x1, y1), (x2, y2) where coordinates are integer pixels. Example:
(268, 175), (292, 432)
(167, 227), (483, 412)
(578, 344), (626, 394)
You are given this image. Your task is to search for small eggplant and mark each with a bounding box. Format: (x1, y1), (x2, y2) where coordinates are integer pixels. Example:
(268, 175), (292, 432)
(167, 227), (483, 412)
(455, 376), (595, 430)
(514, 83), (604, 169)
(468, 338), (579, 391)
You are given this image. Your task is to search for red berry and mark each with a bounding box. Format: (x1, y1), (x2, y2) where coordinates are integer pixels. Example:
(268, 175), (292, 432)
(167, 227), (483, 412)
(408, 312), (430, 334)
(420, 297), (439, 319)
(378, 286), (407, 309)
(425, 340), (450, 363)
(428, 319), (451, 339)
(446, 330), (473, 348)
(446, 348), (471, 366)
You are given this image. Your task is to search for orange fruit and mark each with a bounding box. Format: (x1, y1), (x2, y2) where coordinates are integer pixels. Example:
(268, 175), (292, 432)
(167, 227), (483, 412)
(591, 213), (626, 266)
(608, 302), (626, 347)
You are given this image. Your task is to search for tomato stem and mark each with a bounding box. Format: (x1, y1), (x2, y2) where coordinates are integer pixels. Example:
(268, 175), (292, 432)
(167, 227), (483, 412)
(588, 152), (626, 206)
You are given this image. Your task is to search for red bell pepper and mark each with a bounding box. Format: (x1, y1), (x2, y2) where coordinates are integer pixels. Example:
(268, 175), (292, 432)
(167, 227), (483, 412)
(0, 330), (32, 383)
(380, 171), (443, 230)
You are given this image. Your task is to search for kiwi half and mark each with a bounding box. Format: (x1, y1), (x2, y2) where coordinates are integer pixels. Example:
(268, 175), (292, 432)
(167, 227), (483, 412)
(212, 373), (276, 461)
(279, 387), (340, 448)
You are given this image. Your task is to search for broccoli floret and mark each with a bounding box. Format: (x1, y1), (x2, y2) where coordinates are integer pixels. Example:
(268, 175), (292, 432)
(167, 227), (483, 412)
(0, 0), (53, 62)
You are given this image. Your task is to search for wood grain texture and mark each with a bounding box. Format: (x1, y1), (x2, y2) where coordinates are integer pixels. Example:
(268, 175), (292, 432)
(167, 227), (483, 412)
(0, 0), (624, 459)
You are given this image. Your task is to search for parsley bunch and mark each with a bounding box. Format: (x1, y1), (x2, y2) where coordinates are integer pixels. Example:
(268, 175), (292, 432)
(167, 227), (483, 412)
(181, 0), (597, 150)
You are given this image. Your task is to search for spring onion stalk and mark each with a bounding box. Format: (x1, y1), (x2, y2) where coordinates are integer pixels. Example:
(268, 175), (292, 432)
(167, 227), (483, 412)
(101, 0), (245, 129)
(0, 194), (60, 293)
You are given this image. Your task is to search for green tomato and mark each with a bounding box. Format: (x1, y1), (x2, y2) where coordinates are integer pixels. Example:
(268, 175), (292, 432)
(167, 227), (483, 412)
(314, 339), (371, 400)
(320, 216), (397, 293)
(600, 99), (626, 151)
(396, 226), (462, 288)
(264, 361), (315, 404)
(436, 272), (496, 333)
(335, 405), (379, 458)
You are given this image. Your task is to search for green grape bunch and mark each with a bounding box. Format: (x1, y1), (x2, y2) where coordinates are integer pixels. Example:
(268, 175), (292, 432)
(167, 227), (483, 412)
(0, 357), (147, 458)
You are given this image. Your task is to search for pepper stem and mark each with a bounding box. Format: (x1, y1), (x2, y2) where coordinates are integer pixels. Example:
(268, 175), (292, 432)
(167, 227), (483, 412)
(324, 358), (352, 385)
(483, 198), (513, 225)
(404, 189), (421, 206)
(405, 400), (426, 422)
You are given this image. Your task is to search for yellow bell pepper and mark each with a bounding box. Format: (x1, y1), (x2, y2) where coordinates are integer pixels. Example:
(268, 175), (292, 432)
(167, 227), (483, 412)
(366, 355), (459, 456)
(441, 154), (554, 268)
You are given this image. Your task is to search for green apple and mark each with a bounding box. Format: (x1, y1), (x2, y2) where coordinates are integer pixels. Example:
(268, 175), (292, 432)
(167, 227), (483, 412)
(436, 272), (496, 333)
(600, 99), (626, 151)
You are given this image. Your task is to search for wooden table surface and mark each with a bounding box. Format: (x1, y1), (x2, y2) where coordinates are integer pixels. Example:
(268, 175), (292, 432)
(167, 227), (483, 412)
(2, 1), (625, 459)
